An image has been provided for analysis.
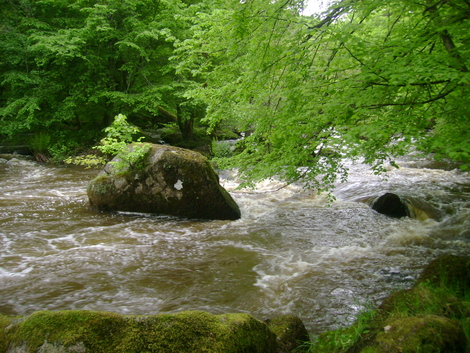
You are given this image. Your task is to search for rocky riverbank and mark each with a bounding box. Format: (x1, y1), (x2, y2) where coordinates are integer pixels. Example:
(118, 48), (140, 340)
(0, 255), (467, 352)
(311, 254), (470, 352)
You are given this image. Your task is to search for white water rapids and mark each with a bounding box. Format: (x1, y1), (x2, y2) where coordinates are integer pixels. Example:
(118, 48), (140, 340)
(0, 154), (469, 335)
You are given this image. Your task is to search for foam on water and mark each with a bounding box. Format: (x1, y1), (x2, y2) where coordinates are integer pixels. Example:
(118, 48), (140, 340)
(0, 157), (469, 334)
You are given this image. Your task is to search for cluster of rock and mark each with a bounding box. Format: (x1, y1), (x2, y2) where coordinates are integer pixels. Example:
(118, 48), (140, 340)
(0, 255), (466, 352)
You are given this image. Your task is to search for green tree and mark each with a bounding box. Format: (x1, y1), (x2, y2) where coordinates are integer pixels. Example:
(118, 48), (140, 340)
(177, 0), (470, 189)
(0, 0), (208, 156)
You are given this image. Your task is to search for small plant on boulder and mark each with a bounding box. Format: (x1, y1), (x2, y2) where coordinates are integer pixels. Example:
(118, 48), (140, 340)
(66, 114), (150, 172)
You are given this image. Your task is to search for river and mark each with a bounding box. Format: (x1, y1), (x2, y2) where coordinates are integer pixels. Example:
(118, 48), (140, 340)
(0, 154), (469, 336)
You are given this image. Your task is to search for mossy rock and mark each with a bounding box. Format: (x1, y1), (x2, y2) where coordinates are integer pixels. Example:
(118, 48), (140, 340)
(417, 254), (470, 295)
(310, 255), (470, 353)
(362, 315), (466, 353)
(265, 316), (310, 353)
(87, 144), (241, 220)
(1, 310), (283, 353)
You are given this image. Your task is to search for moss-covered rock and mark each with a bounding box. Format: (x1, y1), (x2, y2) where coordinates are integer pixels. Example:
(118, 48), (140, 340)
(310, 255), (470, 353)
(367, 315), (466, 353)
(1, 310), (285, 353)
(417, 254), (470, 294)
(265, 316), (310, 353)
(87, 144), (241, 220)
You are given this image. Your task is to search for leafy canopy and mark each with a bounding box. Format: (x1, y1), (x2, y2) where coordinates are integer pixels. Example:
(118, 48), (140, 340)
(176, 0), (470, 189)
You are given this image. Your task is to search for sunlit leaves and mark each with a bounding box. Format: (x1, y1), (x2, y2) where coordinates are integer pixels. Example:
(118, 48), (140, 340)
(176, 0), (469, 187)
(0, 0), (193, 140)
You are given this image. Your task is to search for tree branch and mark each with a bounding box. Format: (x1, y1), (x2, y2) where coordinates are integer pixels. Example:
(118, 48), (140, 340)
(365, 84), (455, 108)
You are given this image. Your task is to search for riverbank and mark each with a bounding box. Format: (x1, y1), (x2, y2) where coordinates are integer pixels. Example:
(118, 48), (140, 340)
(0, 255), (467, 352)
(310, 254), (470, 352)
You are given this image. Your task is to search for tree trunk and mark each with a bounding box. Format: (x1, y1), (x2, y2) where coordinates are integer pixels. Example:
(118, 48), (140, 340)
(176, 104), (195, 141)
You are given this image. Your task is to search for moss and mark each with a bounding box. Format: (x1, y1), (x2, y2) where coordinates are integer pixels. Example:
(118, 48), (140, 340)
(0, 315), (13, 352)
(369, 315), (466, 353)
(307, 255), (470, 353)
(1, 310), (279, 353)
(6, 310), (128, 352)
(417, 255), (470, 296)
(266, 316), (310, 352)
(378, 284), (469, 321)
(87, 176), (116, 196)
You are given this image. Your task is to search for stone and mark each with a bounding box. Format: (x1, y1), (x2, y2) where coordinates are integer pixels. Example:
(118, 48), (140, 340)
(0, 310), (280, 353)
(417, 254), (470, 294)
(371, 193), (410, 218)
(370, 193), (443, 221)
(87, 144), (241, 220)
(266, 316), (310, 353)
(368, 315), (466, 353)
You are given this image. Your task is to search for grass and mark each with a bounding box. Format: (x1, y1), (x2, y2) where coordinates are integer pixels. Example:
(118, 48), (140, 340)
(305, 255), (470, 353)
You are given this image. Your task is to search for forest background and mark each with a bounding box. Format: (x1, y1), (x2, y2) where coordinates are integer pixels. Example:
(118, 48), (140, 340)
(1, 0), (469, 190)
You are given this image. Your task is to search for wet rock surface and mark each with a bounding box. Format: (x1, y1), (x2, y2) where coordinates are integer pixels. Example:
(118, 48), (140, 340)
(87, 144), (241, 220)
(370, 192), (443, 221)
(0, 310), (307, 353)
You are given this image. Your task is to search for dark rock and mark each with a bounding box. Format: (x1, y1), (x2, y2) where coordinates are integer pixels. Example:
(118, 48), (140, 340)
(0, 145), (32, 155)
(87, 144), (241, 220)
(371, 193), (410, 218)
(266, 316), (310, 353)
(370, 193), (443, 221)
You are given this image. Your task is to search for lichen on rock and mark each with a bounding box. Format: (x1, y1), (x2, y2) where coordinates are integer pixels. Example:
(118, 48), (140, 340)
(87, 144), (241, 220)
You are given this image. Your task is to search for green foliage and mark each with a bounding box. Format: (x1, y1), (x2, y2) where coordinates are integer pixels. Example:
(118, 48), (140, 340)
(308, 306), (377, 352)
(107, 142), (151, 173)
(30, 132), (51, 155)
(2, 0), (469, 184)
(96, 114), (143, 156)
(212, 140), (233, 158)
(65, 114), (150, 171)
(0, 0), (205, 144)
(176, 0), (470, 189)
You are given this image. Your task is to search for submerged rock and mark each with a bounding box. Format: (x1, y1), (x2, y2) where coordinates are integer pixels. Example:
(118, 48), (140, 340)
(0, 310), (308, 353)
(87, 144), (241, 220)
(370, 193), (443, 221)
(371, 193), (409, 218)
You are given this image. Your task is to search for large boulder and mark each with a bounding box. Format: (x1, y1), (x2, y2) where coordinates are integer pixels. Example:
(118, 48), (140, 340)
(87, 144), (241, 220)
(0, 310), (305, 353)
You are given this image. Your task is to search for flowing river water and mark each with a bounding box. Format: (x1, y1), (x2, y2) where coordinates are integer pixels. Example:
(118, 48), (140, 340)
(1, 154), (469, 336)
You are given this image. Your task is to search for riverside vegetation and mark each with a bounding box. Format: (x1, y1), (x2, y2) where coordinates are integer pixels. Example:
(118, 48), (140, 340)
(308, 255), (470, 353)
(1, 0), (469, 352)
(1, 0), (469, 188)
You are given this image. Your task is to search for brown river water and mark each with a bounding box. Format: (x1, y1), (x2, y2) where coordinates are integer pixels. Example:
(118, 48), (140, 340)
(0, 154), (469, 336)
